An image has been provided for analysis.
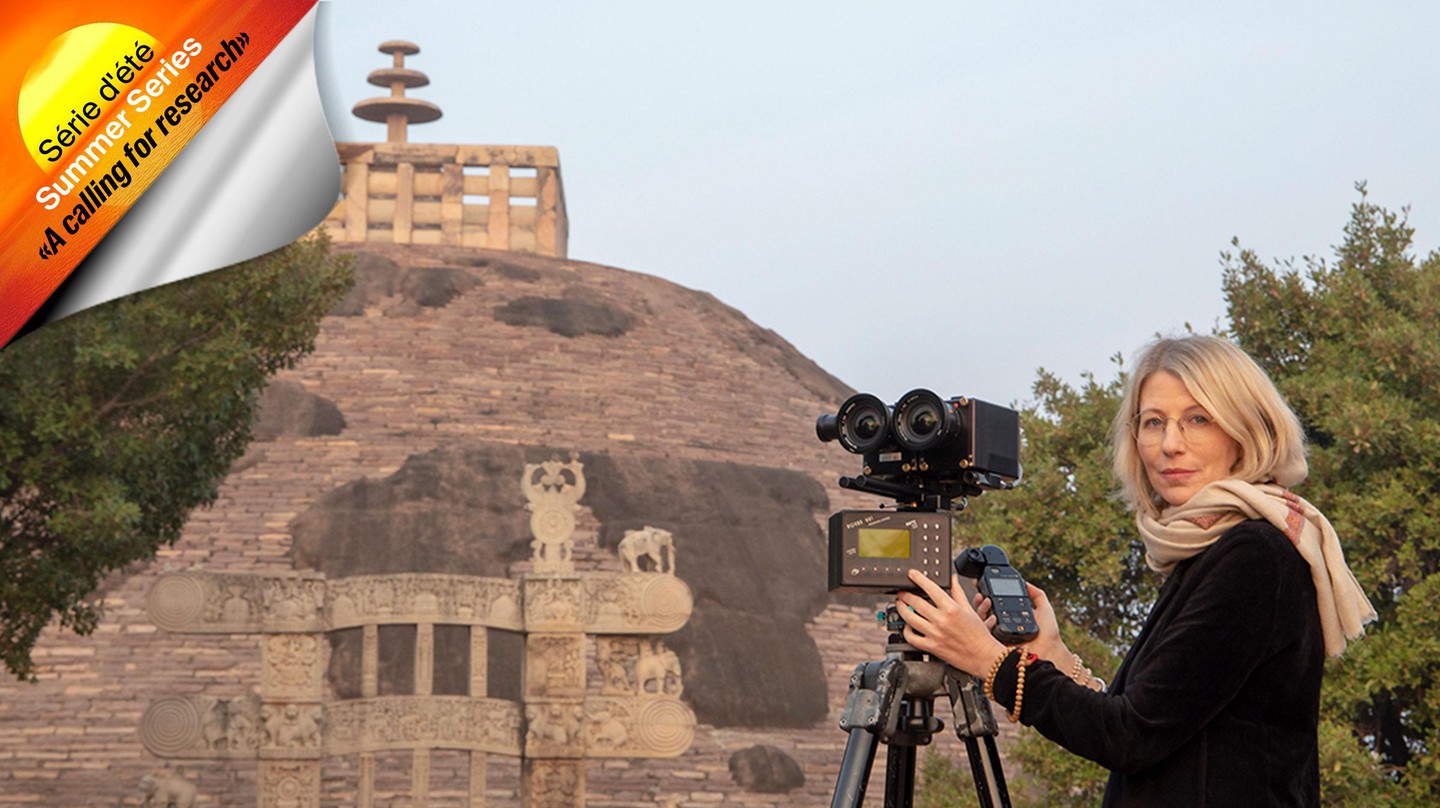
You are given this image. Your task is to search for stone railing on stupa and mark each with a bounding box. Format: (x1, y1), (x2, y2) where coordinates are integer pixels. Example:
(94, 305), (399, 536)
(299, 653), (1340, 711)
(321, 40), (568, 257)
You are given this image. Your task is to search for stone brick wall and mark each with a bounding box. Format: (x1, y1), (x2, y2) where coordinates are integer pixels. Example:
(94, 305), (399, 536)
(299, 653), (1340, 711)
(0, 243), (1014, 806)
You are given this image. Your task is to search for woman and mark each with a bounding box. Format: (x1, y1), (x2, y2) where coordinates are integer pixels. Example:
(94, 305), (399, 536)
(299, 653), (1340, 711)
(896, 335), (1375, 806)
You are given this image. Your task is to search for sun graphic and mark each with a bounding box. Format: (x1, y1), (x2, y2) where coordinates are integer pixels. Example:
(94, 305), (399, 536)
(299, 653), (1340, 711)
(18, 22), (158, 169)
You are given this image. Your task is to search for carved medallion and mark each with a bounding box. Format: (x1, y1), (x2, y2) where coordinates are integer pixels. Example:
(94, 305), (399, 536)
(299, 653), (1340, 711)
(147, 574), (208, 632)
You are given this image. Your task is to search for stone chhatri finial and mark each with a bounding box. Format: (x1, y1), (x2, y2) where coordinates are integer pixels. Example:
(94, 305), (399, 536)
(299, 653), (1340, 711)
(352, 39), (442, 143)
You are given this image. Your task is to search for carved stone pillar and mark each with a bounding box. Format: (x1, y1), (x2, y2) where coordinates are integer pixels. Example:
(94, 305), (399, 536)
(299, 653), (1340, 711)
(358, 753), (376, 808)
(470, 751), (487, 805)
(359, 623), (379, 808)
(523, 577), (585, 808)
(258, 583), (326, 808)
(470, 628), (489, 805)
(416, 622), (435, 697)
(413, 747), (431, 808)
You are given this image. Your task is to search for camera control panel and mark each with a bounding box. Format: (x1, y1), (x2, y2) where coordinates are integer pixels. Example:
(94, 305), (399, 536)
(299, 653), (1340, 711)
(828, 510), (951, 593)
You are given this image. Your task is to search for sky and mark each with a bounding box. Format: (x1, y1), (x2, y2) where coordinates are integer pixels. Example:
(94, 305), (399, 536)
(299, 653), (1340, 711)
(315, 1), (1439, 409)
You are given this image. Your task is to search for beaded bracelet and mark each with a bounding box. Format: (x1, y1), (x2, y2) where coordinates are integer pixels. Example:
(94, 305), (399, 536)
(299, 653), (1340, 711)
(1008, 650), (1036, 723)
(1067, 653), (1107, 691)
(983, 647), (1013, 702)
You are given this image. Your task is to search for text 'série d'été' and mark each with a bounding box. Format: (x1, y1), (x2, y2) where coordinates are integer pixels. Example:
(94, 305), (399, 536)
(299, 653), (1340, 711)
(33, 33), (251, 259)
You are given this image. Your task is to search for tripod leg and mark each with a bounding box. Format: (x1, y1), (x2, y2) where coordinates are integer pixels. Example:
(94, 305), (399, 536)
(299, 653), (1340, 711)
(962, 737), (997, 808)
(884, 739), (916, 808)
(945, 670), (1012, 808)
(831, 728), (881, 808)
(981, 736), (1012, 806)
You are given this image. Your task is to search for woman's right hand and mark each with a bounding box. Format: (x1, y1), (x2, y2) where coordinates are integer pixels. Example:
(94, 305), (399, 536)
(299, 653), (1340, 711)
(973, 581), (1068, 665)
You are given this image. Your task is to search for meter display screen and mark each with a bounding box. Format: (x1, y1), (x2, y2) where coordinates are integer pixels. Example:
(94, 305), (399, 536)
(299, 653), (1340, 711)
(857, 528), (911, 559)
(988, 576), (1026, 597)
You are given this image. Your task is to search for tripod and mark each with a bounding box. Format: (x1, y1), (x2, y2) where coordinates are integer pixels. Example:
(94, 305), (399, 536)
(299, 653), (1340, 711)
(830, 607), (1011, 808)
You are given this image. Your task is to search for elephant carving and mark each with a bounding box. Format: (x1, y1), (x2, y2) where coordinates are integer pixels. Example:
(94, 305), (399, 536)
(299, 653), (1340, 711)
(139, 772), (196, 808)
(618, 526), (676, 574)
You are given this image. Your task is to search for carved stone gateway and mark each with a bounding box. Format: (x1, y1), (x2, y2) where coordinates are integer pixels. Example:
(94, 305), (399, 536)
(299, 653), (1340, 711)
(142, 457), (694, 807)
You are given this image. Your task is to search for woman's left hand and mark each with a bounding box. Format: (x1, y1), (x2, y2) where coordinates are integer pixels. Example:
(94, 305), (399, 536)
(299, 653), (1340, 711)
(894, 569), (1009, 679)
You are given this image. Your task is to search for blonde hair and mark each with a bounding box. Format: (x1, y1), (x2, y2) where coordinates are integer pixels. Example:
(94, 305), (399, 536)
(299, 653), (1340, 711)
(1110, 335), (1308, 516)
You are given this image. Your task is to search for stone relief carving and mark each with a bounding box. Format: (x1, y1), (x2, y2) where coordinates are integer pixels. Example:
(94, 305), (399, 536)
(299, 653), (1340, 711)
(528, 761), (582, 808)
(263, 634), (325, 700)
(595, 638), (634, 696)
(143, 459), (696, 807)
(527, 635), (584, 699)
(139, 771), (197, 808)
(264, 577), (326, 626)
(260, 704), (324, 755)
(618, 526), (676, 574)
(524, 577), (582, 630)
(524, 703), (585, 757)
(326, 575), (523, 630)
(141, 696), (263, 758)
(532, 760), (581, 806)
(586, 706), (629, 749)
(580, 574), (692, 634)
(324, 696), (522, 755)
(636, 639), (683, 698)
(259, 761), (321, 808)
(148, 572), (323, 633)
(228, 704), (259, 753)
(522, 456), (585, 575)
(580, 696), (696, 758)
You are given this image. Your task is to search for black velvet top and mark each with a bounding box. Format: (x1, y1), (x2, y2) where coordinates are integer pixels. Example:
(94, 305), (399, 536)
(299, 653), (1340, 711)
(992, 520), (1324, 807)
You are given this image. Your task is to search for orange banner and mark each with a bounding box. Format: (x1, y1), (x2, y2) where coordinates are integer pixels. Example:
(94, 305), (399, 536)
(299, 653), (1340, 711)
(0, 0), (317, 347)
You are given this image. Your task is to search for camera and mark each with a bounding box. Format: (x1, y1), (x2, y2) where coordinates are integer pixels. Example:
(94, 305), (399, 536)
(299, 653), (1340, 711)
(816, 390), (1021, 496)
(818, 389), (1021, 594)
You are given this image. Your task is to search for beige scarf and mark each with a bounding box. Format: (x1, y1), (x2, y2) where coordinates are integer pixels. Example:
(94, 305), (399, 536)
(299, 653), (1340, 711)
(1136, 479), (1376, 657)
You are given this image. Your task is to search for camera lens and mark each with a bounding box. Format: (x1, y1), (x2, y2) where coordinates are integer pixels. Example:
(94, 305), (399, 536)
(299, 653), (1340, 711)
(816, 414), (842, 443)
(893, 389), (958, 452)
(822, 393), (892, 454)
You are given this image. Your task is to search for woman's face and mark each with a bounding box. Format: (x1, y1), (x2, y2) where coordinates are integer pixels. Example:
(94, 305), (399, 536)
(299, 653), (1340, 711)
(1136, 371), (1242, 508)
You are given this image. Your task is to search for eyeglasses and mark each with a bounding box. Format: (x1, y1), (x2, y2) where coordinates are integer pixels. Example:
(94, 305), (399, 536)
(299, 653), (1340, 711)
(1130, 412), (1223, 447)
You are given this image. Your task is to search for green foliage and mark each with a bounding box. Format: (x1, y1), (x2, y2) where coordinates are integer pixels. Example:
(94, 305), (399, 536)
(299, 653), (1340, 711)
(914, 185), (1440, 804)
(917, 747), (980, 808)
(0, 235), (352, 680)
(1225, 183), (1440, 803)
(947, 366), (1137, 804)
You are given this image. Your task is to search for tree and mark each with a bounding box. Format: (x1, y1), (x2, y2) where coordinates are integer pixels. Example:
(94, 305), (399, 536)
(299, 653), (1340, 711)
(916, 186), (1431, 804)
(0, 235), (352, 681)
(1224, 184), (1436, 804)
(943, 365), (1140, 806)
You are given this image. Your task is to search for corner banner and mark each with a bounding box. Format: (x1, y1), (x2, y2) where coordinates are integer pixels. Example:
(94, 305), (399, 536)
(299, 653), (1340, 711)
(0, 0), (330, 348)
